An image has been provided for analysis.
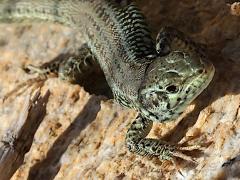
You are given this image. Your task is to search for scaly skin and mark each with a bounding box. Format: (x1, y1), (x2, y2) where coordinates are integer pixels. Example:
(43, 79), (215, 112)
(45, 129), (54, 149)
(0, 0), (215, 161)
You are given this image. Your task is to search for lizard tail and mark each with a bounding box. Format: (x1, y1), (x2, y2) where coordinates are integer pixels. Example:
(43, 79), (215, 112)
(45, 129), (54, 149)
(0, 0), (77, 25)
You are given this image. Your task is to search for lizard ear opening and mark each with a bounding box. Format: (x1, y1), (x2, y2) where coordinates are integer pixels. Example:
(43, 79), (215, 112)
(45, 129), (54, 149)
(156, 37), (171, 56)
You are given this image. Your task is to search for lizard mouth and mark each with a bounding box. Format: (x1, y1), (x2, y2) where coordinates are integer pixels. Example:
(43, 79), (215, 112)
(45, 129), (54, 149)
(174, 60), (215, 115)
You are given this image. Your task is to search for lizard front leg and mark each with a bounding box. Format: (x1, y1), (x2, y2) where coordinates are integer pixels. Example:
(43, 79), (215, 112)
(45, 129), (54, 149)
(3, 45), (99, 101)
(126, 115), (200, 162)
(24, 44), (98, 83)
(125, 27), (215, 162)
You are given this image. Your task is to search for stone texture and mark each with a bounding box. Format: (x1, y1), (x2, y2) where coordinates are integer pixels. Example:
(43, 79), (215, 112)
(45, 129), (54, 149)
(0, 1), (239, 179)
(230, 2), (240, 16)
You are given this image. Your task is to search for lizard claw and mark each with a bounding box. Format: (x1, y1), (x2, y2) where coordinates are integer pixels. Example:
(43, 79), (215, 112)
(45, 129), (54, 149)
(169, 144), (204, 163)
(2, 76), (46, 103)
(171, 151), (198, 164)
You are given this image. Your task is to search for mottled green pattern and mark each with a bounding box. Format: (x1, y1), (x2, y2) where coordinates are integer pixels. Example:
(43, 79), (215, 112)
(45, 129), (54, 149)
(0, 0), (215, 161)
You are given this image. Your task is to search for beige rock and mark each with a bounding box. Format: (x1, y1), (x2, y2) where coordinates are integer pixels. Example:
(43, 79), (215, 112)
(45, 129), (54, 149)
(0, 1), (239, 180)
(230, 2), (240, 16)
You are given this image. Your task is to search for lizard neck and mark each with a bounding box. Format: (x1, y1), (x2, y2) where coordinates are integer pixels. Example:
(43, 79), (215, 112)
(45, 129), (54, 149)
(0, 0), (156, 106)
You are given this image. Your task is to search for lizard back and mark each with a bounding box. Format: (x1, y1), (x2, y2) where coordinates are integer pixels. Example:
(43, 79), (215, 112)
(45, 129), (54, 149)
(0, 0), (156, 105)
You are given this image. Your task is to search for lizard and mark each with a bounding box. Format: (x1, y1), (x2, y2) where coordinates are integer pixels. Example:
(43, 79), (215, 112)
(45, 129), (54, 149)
(0, 0), (215, 162)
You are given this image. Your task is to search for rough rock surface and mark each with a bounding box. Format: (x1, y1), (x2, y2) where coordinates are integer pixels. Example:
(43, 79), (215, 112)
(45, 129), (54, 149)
(0, 0), (239, 179)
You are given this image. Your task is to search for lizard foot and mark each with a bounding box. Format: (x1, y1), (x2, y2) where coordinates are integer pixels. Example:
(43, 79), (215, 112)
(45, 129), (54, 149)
(3, 44), (98, 102)
(24, 44), (97, 83)
(126, 115), (203, 163)
(171, 144), (203, 163)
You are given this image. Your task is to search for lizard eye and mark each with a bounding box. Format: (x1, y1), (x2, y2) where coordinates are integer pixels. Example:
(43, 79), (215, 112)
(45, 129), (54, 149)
(166, 85), (178, 93)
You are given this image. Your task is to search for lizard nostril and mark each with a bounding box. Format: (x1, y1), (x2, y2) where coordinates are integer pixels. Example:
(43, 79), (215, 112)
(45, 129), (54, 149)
(197, 69), (204, 74)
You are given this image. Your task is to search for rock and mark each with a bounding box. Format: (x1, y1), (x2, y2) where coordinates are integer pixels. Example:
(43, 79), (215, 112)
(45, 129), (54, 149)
(0, 1), (239, 179)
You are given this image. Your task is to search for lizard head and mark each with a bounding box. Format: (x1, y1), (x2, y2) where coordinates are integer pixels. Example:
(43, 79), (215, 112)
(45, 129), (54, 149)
(138, 51), (215, 122)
